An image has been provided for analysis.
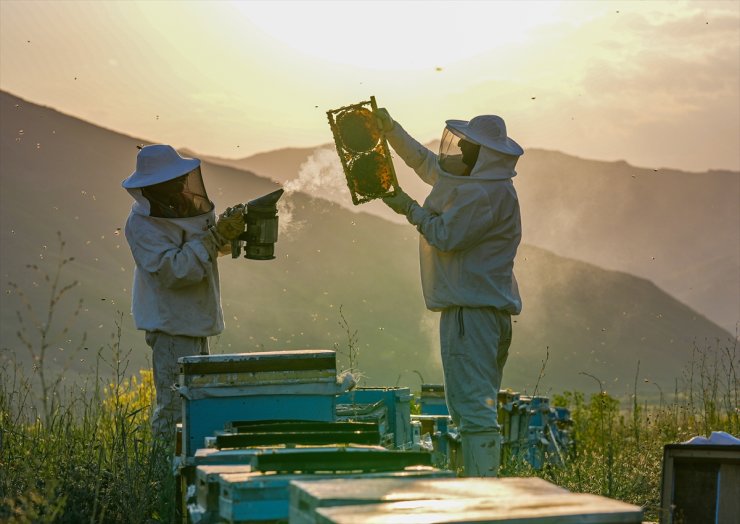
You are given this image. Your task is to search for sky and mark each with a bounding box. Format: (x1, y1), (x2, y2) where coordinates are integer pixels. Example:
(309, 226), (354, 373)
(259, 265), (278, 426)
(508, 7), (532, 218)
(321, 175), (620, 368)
(1, 0), (739, 172)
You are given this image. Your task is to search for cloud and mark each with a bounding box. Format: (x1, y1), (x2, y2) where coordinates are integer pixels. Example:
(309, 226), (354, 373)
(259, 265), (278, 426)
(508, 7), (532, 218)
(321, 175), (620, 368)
(484, 5), (740, 170)
(626, 10), (740, 42)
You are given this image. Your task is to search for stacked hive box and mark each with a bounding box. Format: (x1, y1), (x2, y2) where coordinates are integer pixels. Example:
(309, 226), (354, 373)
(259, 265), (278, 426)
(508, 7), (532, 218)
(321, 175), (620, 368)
(178, 350), (340, 458)
(413, 385), (574, 471)
(219, 465), (453, 523)
(178, 349), (342, 522)
(177, 350), (447, 523)
(336, 387), (413, 449)
(289, 477), (643, 524)
(419, 383), (448, 415)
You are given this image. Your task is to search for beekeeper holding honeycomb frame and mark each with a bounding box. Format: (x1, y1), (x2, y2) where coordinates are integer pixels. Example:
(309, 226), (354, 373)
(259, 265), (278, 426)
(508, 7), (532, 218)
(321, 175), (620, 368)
(378, 108), (524, 477)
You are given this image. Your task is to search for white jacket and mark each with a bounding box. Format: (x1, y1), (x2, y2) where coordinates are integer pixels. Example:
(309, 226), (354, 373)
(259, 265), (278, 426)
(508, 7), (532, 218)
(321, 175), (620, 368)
(387, 123), (522, 314)
(124, 190), (225, 336)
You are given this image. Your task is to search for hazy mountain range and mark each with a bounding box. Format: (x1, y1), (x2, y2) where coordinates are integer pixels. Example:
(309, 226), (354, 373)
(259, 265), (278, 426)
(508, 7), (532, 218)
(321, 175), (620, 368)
(1, 90), (736, 398)
(203, 139), (740, 336)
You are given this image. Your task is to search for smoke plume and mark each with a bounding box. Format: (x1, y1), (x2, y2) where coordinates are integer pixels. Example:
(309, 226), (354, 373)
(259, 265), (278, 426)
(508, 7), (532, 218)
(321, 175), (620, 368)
(277, 147), (351, 236)
(284, 147), (349, 200)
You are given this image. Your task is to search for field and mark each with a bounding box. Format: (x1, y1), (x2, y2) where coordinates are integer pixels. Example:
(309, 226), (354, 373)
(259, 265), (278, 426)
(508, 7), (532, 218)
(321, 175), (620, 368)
(1, 245), (737, 523)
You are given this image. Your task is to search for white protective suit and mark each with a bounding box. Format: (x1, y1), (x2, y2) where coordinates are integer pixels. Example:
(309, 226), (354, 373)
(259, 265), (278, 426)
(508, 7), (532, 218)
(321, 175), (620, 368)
(124, 190), (225, 336)
(385, 121), (522, 476)
(386, 123), (522, 314)
(124, 189), (225, 438)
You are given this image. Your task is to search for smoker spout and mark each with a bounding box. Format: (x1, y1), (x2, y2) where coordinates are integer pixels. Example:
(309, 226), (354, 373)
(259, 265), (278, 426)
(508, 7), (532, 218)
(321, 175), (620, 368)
(248, 188), (284, 208)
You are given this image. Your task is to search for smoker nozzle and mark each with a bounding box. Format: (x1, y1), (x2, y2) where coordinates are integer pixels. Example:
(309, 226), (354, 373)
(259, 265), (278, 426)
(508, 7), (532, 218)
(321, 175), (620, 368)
(247, 188), (284, 209)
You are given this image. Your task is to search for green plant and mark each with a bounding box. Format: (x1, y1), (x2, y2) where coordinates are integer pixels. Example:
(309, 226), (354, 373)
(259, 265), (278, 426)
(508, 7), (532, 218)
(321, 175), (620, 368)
(0, 234), (175, 522)
(541, 336), (738, 520)
(333, 305), (361, 383)
(0, 348), (175, 522)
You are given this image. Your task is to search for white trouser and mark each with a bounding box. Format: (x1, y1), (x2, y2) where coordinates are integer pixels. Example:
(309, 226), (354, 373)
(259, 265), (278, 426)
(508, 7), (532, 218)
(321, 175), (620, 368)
(145, 331), (209, 442)
(440, 307), (511, 475)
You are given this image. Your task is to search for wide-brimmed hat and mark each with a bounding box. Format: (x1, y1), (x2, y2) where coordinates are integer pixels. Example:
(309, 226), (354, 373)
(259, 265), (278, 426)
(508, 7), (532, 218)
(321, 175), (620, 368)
(122, 144), (201, 189)
(445, 115), (523, 157)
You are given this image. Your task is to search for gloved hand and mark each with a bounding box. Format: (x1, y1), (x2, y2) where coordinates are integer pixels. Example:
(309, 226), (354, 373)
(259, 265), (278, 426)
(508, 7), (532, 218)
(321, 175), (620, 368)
(375, 107), (394, 133)
(215, 209), (245, 241)
(382, 188), (416, 215)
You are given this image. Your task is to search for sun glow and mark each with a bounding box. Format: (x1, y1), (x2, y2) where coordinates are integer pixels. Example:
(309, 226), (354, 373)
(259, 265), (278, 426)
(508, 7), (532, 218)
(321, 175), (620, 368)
(2, 1), (736, 170)
(234, 1), (564, 71)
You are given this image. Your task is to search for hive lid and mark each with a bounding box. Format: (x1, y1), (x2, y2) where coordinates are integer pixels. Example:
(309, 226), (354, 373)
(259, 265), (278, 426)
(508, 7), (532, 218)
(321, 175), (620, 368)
(179, 350), (336, 375)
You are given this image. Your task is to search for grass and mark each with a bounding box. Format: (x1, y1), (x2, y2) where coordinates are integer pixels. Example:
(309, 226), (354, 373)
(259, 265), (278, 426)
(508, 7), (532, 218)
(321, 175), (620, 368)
(3, 339), (736, 523)
(1, 236), (175, 523)
(501, 336), (738, 521)
(0, 328), (176, 523)
(1, 237), (737, 522)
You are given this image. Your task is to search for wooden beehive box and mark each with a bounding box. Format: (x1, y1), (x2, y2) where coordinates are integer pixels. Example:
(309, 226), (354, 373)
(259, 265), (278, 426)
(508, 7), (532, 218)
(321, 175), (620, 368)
(290, 477), (564, 524)
(290, 477), (642, 524)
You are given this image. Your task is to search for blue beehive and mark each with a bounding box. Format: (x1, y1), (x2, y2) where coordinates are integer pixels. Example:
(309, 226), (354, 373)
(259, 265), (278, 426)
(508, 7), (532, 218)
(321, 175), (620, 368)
(419, 384), (448, 415)
(178, 350), (341, 457)
(216, 446), (441, 523)
(415, 386), (573, 470)
(412, 414), (452, 458)
(219, 467), (451, 523)
(336, 387), (413, 449)
(190, 464), (253, 523)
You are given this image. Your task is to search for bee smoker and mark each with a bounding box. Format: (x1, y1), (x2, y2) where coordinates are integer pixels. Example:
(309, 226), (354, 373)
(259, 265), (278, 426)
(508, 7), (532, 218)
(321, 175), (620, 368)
(229, 188), (284, 260)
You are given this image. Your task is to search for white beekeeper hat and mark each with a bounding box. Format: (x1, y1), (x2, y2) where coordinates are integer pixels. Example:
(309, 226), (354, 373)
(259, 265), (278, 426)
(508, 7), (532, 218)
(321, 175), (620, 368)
(445, 115), (523, 157)
(122, 144), (201, 189)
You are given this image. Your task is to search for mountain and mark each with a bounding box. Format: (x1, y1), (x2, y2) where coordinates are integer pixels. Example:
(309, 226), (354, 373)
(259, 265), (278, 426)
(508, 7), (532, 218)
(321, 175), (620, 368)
(202, 138), (740, 336)
(516, 150), (739, 338)
(1, 90), (734, 398)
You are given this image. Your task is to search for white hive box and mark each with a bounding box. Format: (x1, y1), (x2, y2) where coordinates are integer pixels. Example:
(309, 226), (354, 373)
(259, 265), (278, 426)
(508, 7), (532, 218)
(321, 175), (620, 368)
(290, 476), (565, 524)
(178, 350), (340, 457)
(308, 478), (642, 524)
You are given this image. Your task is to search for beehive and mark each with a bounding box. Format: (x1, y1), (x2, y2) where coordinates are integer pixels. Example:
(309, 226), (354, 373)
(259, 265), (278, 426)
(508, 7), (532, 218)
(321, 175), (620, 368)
(178, 350), (339, 457)
(297, 477), (642, 524)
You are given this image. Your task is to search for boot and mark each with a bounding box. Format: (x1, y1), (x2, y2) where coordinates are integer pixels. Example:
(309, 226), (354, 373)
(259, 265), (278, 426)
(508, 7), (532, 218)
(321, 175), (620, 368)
(462, 432), (502, 477)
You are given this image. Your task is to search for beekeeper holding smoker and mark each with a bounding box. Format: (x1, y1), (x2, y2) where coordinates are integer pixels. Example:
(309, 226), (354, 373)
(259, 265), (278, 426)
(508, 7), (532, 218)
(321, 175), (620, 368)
(377, 109), (523, 477)
(122, 145), (244, 442)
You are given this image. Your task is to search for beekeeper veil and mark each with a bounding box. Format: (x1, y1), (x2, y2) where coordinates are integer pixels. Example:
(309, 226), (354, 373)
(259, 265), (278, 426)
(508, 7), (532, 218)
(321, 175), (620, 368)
(122, 144), (214, 218)
(439, 127), (480, 176)
(439, 115), (524, 176)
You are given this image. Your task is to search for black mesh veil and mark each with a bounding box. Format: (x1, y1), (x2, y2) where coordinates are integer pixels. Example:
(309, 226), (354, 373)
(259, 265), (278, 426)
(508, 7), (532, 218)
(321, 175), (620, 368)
(141, 167), (214, 218)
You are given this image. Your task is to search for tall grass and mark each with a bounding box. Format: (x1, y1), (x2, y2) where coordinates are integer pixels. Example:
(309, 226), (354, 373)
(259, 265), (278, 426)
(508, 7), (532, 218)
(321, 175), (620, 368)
(0, 236), (175, 523)
(501, 334), (738, 521)
(0, 331), (176, 523)
(4, 340), (735, 523)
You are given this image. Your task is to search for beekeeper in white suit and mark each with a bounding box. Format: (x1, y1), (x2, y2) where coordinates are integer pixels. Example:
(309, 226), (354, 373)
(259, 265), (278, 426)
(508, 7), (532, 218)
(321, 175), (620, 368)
(378, 110), (523, 476)
(122, 144), (244, 441)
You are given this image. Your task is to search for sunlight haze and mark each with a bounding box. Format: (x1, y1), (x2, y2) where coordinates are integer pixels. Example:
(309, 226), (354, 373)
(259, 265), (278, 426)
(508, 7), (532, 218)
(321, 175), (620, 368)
(1, 0), (738, 171)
